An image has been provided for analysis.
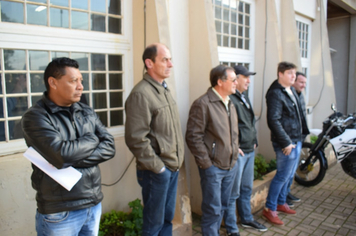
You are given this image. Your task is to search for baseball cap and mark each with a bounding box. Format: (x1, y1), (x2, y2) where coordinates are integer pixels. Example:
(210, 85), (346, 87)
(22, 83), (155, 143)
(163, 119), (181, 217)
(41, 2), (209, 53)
(233, 65), (256, 76)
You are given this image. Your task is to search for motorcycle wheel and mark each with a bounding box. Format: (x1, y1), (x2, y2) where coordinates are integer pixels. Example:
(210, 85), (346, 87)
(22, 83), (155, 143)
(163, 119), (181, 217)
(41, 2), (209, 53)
(294, 142), (327, 187)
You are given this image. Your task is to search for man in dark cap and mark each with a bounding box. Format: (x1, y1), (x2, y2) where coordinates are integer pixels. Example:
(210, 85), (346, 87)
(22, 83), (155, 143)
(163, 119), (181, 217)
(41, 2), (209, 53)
(223, 65), (267, 235)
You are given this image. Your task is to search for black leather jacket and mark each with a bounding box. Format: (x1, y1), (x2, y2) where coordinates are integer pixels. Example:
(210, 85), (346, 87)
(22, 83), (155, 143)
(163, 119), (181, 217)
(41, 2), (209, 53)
(22, 93), (115, 214)
(266, 80), (309, 149)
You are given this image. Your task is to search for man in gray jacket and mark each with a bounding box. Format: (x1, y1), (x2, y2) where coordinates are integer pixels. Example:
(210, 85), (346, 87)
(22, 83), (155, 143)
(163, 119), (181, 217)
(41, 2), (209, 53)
(125, 43), (184, 236)
(186, 65), (240, 236)
(223, 65), (267, 235)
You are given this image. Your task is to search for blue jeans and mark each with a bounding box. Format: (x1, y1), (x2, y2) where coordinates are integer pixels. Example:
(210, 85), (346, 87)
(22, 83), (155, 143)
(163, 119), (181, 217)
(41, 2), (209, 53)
(224, 151), (255, 234)
(137, 168), (179, 236)
(36, 202), (101, 236)
(266, 142), (302, 211)
(199, 164), (238, 236)
(287, 145), (301, 194)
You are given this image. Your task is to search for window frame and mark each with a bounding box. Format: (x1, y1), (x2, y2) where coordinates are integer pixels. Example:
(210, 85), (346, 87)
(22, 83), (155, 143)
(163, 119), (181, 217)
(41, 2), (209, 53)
(0, 0), (133, 155)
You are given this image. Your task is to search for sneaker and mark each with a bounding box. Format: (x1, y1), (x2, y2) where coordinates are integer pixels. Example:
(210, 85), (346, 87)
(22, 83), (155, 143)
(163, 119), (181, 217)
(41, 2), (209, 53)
(227, 233), (240, 236)
(287, 193), (301, 202)
(277, 203), (296, 214)
(241, 220), (268, 232)
(286, 199), (295, 208)
(262, 208), (284, 225)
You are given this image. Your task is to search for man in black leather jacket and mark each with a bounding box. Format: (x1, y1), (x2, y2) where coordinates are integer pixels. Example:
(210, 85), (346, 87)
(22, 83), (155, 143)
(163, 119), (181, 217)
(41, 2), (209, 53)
(21, 57), (116, 236)
(263, 62), (309, 225)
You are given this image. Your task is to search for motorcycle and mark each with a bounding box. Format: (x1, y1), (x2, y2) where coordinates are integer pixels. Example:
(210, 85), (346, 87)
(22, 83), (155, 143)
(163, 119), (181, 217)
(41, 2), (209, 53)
(294, 104), (356, 187)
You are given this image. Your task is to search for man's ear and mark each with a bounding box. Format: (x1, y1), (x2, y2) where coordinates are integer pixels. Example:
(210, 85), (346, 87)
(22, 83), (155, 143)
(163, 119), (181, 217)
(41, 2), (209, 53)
(217, 78), (223, 87)
(145, 59), (153, 69)
(48, 77), (57, 90)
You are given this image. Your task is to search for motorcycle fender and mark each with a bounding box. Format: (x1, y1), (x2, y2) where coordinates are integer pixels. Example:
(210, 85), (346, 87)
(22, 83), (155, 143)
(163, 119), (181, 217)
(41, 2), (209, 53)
(317, 149), (328, 170)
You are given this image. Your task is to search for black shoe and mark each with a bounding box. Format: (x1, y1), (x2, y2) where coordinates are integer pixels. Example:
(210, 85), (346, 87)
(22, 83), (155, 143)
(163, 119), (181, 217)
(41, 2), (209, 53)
(227, 233), (240, 236)
(287, 199), (295, 207)
(287, 193), (301, 202)
(241, 220), (268, 232)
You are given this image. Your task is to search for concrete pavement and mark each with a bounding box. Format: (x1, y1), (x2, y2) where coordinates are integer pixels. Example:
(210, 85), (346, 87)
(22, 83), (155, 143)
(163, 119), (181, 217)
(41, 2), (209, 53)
(192, 163), (356, 235)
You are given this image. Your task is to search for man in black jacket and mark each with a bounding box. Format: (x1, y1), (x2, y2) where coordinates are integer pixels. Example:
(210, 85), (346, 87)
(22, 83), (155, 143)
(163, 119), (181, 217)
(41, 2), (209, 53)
(223, 65), (267, 236)
(21, 57), (116, 236)
(263, 62), (309, 225)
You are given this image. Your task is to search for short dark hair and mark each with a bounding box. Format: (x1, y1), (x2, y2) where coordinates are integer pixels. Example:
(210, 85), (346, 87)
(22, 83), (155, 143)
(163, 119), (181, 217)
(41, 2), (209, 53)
(44, 57), (79, 91)
(296, 71), (306, 81)
(142, 44), (157, 70)
(277, 61), (297, 77)
(210, 65), (234, 87)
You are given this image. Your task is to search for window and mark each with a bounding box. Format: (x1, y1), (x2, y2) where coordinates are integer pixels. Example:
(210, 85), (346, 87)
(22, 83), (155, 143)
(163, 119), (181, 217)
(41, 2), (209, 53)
(212, 0), (251, 49)
(296, 20), (309, 58)
(0, 49), (124, 142)
(0, 0), (131, 155)
(296, 15), (312, 103)
(0, 0), (122, 34)
(221, 61), (250, 70)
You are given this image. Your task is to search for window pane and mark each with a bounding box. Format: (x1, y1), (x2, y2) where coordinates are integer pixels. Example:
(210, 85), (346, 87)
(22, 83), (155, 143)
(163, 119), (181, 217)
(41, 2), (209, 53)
(82, 73), (89, 91)
(109, 74), (122, 89)
(215, 21), (222, 33)
(96, 111), (107, 126)
(230, 37), (236, 48)
(72, 53), (89, 70)
(1, 1), (24, 23)
(50, 8), (69, 28)
(0, 122), (5, 141)
(91, 14), (105, 32)
(238, 14), (243, 24)
(31, 96), (42, 106)
(29, 51), (48, 70)
(92, 74), (106, 90)
(238, 38), (243, 48)
(72, 0), (88, 10)
(92, 93), (107, 109)
(91, 54), (105, 71)
(10, 119), (24, 140)
(91, 0), (105, 13)
(231, 11), (237, 23)
(245, 39), (249, 50)
(217, 34), (222, 46)
(238, 26), (243, 36)
(52, 51), (69, 59)
(27, 4), (47, 26)
(110, 92), (122, 108)
(245, 16), (250, 26)
(231, 24), (237, 35)
(215, 6), (221, 19)
(80, 93), (89, 105)
(108, 55), (122, 71)
(223, 36), (229, 47)
(110, 110), (123, 126)
(51, 0), (68, 7)
(108, 0), (121, 15)
(223, 9), (229, 21)
(223, 22), (229, 34)
(8, 96), (27, 117)
(108, 17), (121, 34)
(30, 73), (45, 93)
(5, 73), (27, 94)
(238, 1), (243, 12)
(4, 50), (26, 70)
(245, 4), (250, 14)
(72, 11), (88, 30)
(245, 27), (250, 38)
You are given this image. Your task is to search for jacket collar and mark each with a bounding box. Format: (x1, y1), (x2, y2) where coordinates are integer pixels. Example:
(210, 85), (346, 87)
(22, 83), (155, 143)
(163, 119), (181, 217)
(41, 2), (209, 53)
(142, 73), (168, 94)
(41, 92), (82, 114)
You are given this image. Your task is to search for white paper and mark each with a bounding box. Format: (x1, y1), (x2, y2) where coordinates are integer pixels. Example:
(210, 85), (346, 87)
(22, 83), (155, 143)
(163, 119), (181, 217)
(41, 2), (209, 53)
(23, 147), (82, 191)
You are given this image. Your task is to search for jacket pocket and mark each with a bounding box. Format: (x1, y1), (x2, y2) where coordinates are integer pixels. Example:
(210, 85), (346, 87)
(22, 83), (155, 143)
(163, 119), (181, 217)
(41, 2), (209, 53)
(211, 142), (216, 160)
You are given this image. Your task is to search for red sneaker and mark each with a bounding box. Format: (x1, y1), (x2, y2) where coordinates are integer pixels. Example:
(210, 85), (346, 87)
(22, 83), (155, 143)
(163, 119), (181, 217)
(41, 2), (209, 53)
(262, 208), (284, 225)
(277, 203), (296, 214)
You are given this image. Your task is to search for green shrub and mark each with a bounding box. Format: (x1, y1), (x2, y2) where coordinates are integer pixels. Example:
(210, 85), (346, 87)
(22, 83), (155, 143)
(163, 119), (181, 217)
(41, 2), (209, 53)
(99, 199), (143, 236)
(254, 154), (276, 180)
(310, 135), (318, 144)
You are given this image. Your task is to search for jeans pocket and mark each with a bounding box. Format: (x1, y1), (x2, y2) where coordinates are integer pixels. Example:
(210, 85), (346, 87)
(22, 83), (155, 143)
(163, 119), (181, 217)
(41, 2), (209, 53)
(43, 211), (69, 223)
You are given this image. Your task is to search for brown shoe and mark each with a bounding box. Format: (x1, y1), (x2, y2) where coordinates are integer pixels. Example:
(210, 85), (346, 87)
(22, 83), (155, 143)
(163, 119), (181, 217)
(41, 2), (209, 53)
(262, 208), (284, 225)
(277, 203), (296, 214)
